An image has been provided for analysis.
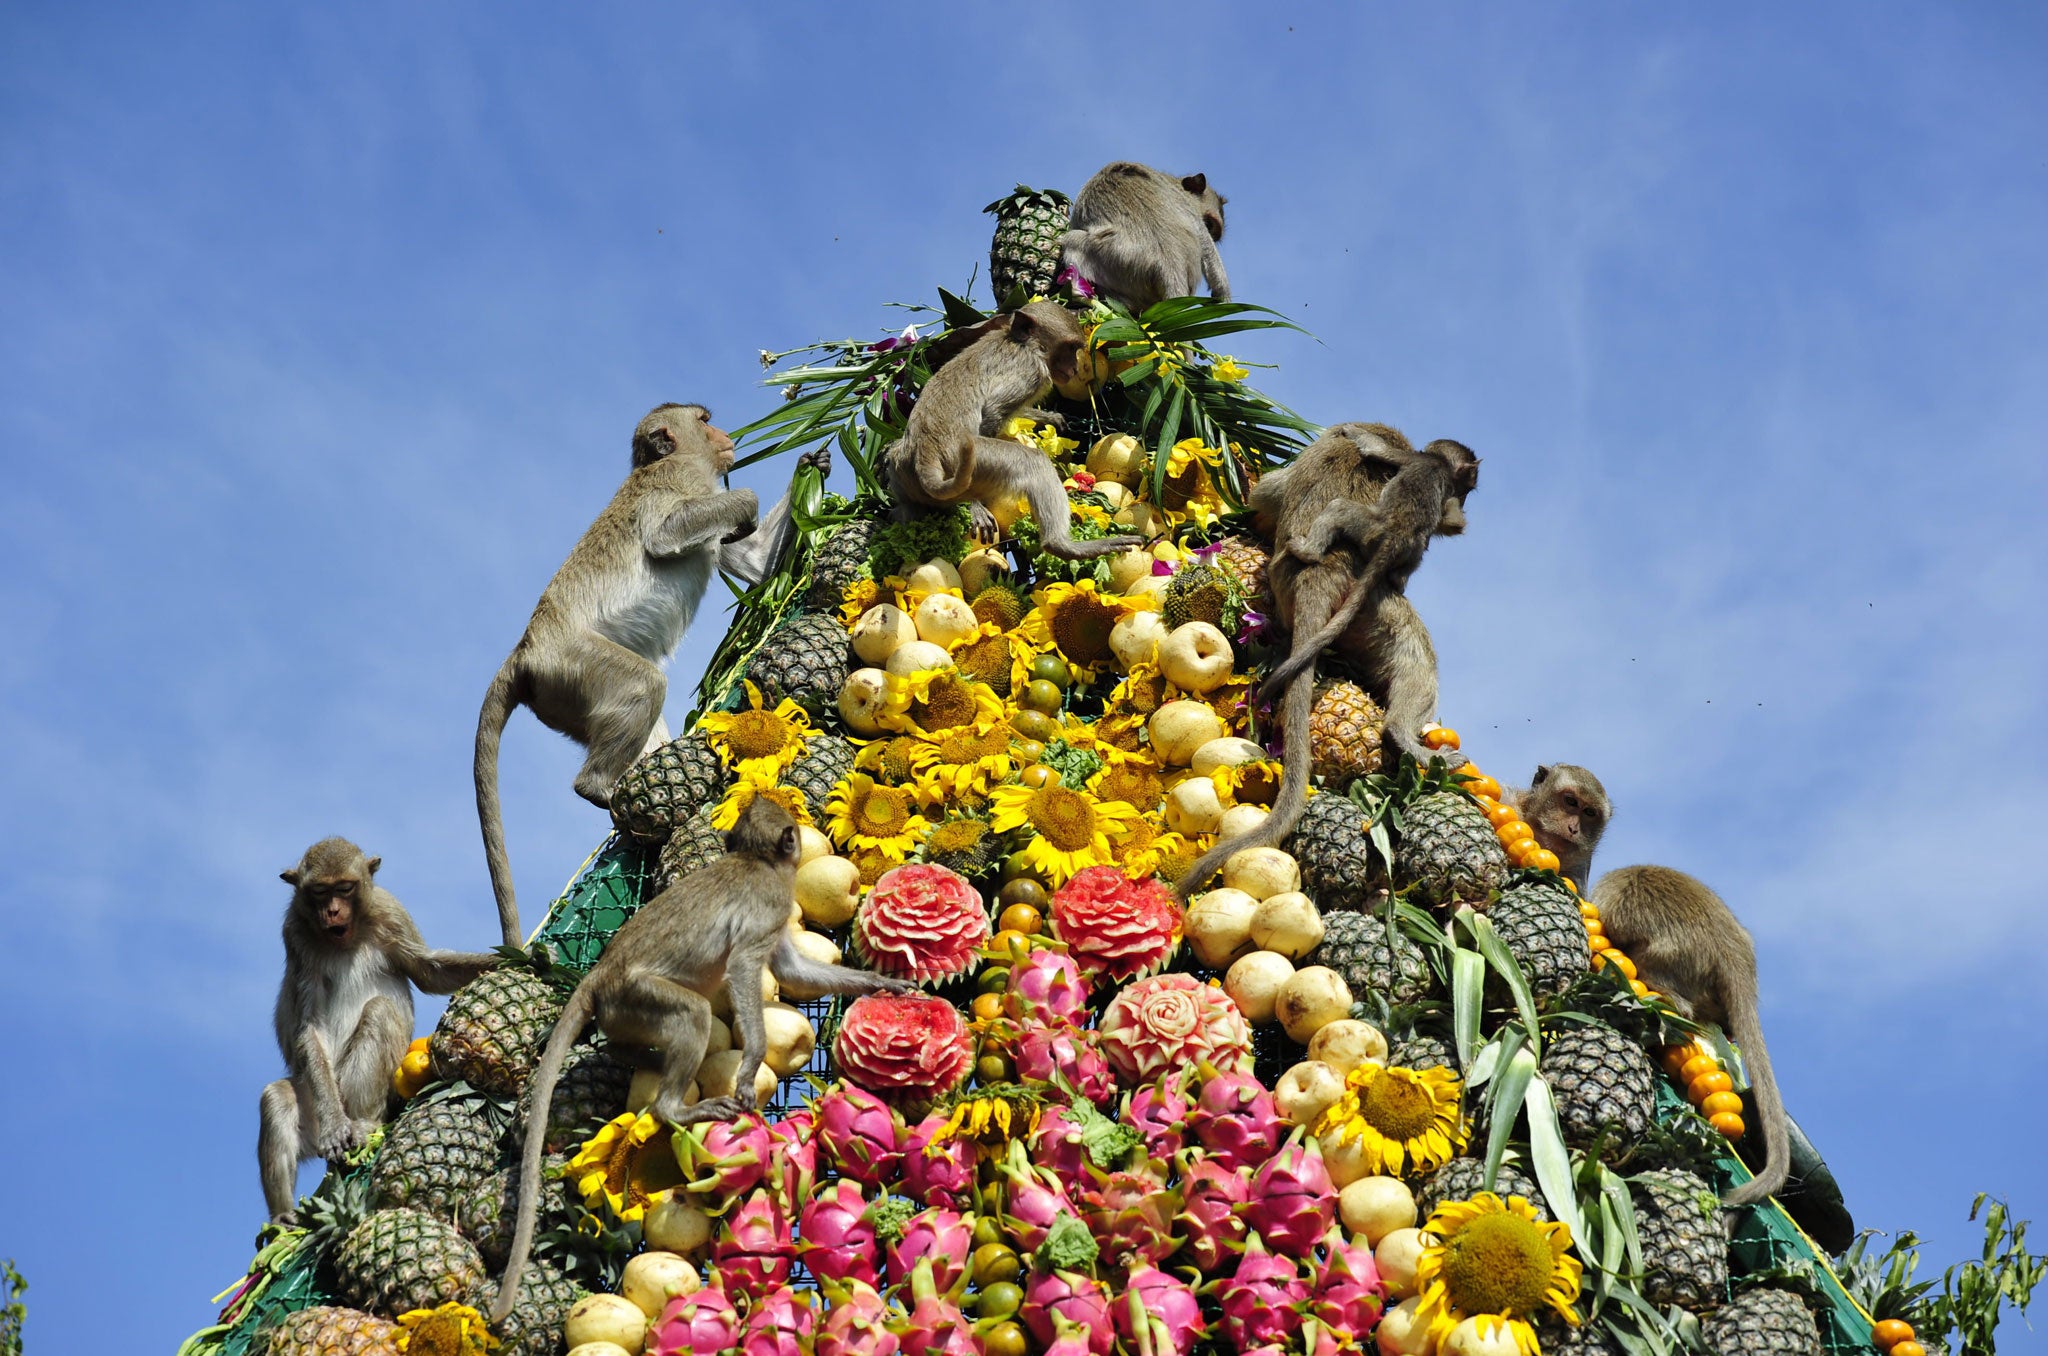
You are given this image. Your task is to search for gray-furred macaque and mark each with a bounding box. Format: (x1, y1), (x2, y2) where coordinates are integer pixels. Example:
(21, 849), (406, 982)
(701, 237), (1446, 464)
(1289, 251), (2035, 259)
(1590, 865), (1791, 1208)
(1059, 161), (1229, 313)
(1179, 425), (1473, 900)
(886, 301), (1141, 561)
(1504, 763), (1612, 888)
(492, 796), (911, 1322)
(475, 404), (827, 947)
(260, 838), (498, 1223)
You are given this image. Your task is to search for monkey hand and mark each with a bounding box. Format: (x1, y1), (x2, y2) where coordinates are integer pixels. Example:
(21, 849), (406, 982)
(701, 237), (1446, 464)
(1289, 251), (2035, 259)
(871, 974), (919, 995)
(969, 503), (1001, 543)
(798, 446), (833, 476)
(271, 1208), (301, 1227)
(720, 519), (757, 544)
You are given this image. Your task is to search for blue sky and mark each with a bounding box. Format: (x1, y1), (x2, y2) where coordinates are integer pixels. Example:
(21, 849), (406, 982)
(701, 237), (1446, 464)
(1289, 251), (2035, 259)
(4, 4), (2045, 1350)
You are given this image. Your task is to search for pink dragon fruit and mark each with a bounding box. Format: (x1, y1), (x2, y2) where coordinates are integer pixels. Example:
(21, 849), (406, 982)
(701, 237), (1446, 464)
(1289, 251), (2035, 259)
(1214, 1233), (1310, 1352)
(813, 1279), (900, 1356)
(677, 1113), (773, 1210)
(812, 1082), (905, 1188)
(1114, 1266), (1207, 1356)
(1122, 1074), (1194, 1161)
(1172, 1151), (1250, 1273)
(1027, 1104), (1092, 1195)
(649, 1281), (740, 1356)
(797, 1179), (880, 1288)
(1003, 946), (1090, 1023)
(1081, 1156), (1181, 1267)
(712, 1189), (795, 1298)
(1040, 1313), (1097, 1356)
(1021, 1268), (1114, 1356)
(1009, 1020), (1115, 1106)
(739, 1285), (816, 1356)
(765, 1108), (818, 1205)
(1185, 1065), (1281, 1172)
(892, 1256), (978, 1356)
(900, 1112), (977, 1208)
(1309, 1227), (1386, 1340)
(885, 1205), (973, 1294)
(1242, 1132), (1338, 1254)
(995, 1140), (1075, 1252)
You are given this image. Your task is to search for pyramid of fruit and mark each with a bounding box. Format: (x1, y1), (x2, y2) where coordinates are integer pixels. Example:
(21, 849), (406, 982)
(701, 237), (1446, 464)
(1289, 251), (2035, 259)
(186, 190), (1916, 1356)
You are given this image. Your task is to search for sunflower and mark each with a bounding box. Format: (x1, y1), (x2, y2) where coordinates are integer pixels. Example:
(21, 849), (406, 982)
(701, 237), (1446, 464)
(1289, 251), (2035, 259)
(948, 621), (1033, 698)
(1107, 662), (1173, 718)
(696, 681), (814, 780)
(1089, 755), (1166, 811)
(989, 780), (1142, 884)
(882, 667), (1006, 737)
(711, 777), (814, 831)
(932, 1082), (1045, 1149)
(1093, 711), (1149, 754)
(395, 1303), (499, 1356)
(1314, 1063), (1468, 1178)
(920, 720), (1020, 798)
(1413, 1193), (1583, 1354)
(847, 844), (898, 886)
(919, 815), (1004, 877)
(839, 578), (886, 627)
(1022, 580), (1133, 678)
(1213, 758), (1284, 808)
(1202, 673), (1253, 730)
(1146, 829), (1211, 886)
(566, 1112), (684, 1223)
(855, 734), (940, 785)
(827, 772), (930, 862)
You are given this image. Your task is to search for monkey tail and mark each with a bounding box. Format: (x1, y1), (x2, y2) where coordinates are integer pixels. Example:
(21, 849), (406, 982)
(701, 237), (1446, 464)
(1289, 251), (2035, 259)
(1258, 564), (1382, 705)
(1721, 993), (1792, 1207)
(1176, 652), (1318, 904)
(475, 664), (523, 949)
(491, 981), (594, 1326)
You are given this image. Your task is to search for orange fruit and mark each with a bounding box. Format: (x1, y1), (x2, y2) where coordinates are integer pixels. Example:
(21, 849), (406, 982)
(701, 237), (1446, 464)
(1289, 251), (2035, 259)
(1700, 1091), (1745, 1117)
(1688, 1071), (1734, 1103)
(1497, 821), (1536, 848)
(991, 928), (1031, 958)
(1709, 1111), (1746, 1139)
(1661, 1045), (1698, 1076)
(1461, 771), (1502, 799)
(407, 1035), (431, 1054)
(1483, 800), (1520, 828)
(971, 992), (1006, 1022)
(998, 903), (1044, 936)
(1422, 726), (1461, 751)
(1020, 764), (1061, 789)
(1679, 1054), (1719, 1082)
(1594, 951), (1636, 981)
(1631, 980), (1656, 1000)
(1873, 1320), (1914, 1350)
(1525, 847), (1562, 873)
(1506, 838), (1544, 866)
(1891, 1344), (1926, 1356)
(1581, 918), (1604, 938)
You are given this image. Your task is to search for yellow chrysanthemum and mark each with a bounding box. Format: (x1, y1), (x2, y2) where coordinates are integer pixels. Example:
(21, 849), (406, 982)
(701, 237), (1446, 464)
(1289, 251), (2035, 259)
(1315, 1063), (1468, 1178)
(1066, 496), (1116, 529)
(826, 772), (930, 861)
(1089, 755), (1166, 811)
(1022, 579), (1133, 677)
(882, 667), (1006, 737)
(854, 733), (940, 784)
(566, 1112), (684, 1224)
(711, 777), (814, 831)
(839, 578), (885, 627)
(395, 1302), (500, 1355)
(1413, 1193), (1584, 1354)
(695, 681), (814, 780)
(988, 780), (1143, 885)
(1158, 438), (1227, 528)
(1213, 758), (1284, 808)
(1212, 355), (1249, 382)
(919, 720), (1020, 797)
(947, 621), (1033, 697)
(999, 417), (1079, 459)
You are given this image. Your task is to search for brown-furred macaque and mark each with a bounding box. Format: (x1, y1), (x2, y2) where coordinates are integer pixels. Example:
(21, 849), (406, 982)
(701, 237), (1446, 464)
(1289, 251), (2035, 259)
(475, 404), (828, 947)
(1059, 162), (1229, 313)
(886, 301), (1141, 561)
(259, 838), (499, 1223)
(1590, 865), (1791, 1207)
(1504, 764), (1612, 889)
(1179, 424), (1471, 901)
(491, 797), (911, 1323)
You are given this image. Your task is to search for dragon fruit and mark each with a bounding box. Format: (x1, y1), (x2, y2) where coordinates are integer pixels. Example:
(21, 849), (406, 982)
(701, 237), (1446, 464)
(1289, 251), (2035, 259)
(1214, 1233), (1310, 1352)
(1027, 1104), (1092, 1195)
(995, 1140), (1075, 1252)
(813, 1279), (900, 1356)
(1099, 972), (1253, 1083)
(1048, 865), (1183, 982)
(712, 1189), (795, 1298)
(1309, 1228), (1386, 1339)
(1122, 1074), (1194, 1161)
(1186, 1065), (1281, 1172)
(650, 1281), (741, 1356)
(856, 862), (990, 984)
(1040, 1314), (1097, 1356)
(1114, 1266), (1207, 1356)
(1009, 1020), (1115, 1106)
(813, 1082), (905, 1188)
(892, 1256), (978, 1356)
(1172, 1151), (1250, 1273)
(835, 993), (976, 1107)
(677, 1113), (773, 1209)
(1003, 946), (1090, 1023)
(765, 1108), (818, 1205)
(1021, 1268), (1114, 1356)
(1242, 1132), (1338, 1254)
(885, 1206), (973, 1294)
(899, 1111), (977, 1208)
(1081, 1156), (1181, 1267)
(740, 1285), (816, 1356)
(798, 1179), (880, 1288)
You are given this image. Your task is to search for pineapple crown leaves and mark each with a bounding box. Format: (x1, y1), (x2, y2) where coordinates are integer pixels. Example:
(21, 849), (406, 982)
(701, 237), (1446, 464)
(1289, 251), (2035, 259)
(491, 942), (579, 993)
(1885, 1193), (2048, 1353)
(535, 1206), (641, 1292)
(1836, 1228), (1942, 1324)
(1345, 754), (1475, 872)
(981, 184), (1073, 216)
(1034, 1214), (1102, 1275)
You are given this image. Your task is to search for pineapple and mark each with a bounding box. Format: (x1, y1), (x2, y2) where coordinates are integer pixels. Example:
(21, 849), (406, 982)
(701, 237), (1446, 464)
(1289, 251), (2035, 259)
(782, 731), (855, 818)
(1489, 878), (1591, 999)
(516, 1043), (630, 1154)
(1207, 534), (1270, 608)
(1702, 1287), (1822, 1355)
(1533, 1319), (1621, 1356)
(264, 1306), (401, 1356)
(1306, 909), (1432, 1006)
(983, 185), (1074, 303)
(608, 731), (729, 845)
(1396, 790), (1508, 907)
(1288, 792), (1384, 911)
(1631, 1168), (1730, 1313)
(1539, 1022), (1658, 1158)
(1417, 1155), (1550, 1223)
(1387, 1031), (1457, 1073)
(368, 1087), (502, 1220)
(472, 1255), (586, 1356)
(334, 1207), (487, 1317)
(1302, 679), (1385, 786)
(804, 519), (878, 611)
(1160, 562), (1233, 632)
(457, 1154), (574, 1269)
(430, 966), (567, 1098)
(656, 808), (728, 888)
(745, 611), (850, 715)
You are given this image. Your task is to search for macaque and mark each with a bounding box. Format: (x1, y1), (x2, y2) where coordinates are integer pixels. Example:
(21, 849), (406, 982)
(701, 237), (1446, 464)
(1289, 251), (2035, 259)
(1504, 764), (1612, 888)
(259, 838), (498, 1222)
(1059, 161), (1229, 312)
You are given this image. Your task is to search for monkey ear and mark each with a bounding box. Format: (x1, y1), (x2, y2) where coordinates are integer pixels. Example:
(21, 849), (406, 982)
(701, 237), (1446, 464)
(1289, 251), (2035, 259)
(1533, 765), (1552, 785)
(365, 856), (382, 876)
(280, 868), (301, 886)
(1007, 309), (1038, 344)
(1181, 172), (1208, 194)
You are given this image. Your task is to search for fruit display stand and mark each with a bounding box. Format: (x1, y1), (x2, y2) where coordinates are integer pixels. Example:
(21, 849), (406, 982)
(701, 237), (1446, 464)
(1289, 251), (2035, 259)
(186, 204), (1905, 1356)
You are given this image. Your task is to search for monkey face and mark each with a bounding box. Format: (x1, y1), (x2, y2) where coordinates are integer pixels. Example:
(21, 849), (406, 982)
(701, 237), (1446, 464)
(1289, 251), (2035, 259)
(304, 877), (360, 942)
(1049, 340), (1080, 387)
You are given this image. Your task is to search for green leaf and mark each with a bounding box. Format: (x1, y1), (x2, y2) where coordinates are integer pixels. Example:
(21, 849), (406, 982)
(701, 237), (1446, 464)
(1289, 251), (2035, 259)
(1523, 1074), (1586, 1244)
(1467, 912), (1542, 1059)
(1482, 1046), (1538, 1193)
(1451, 947), (1485, 1070)
(937, 287), (987, 329)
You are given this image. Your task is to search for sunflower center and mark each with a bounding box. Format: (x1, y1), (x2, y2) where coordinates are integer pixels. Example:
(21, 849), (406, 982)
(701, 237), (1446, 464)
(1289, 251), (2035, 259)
(913, 676), (978, 731)
(1027, 785), (1098, 851)
(1118, 670), (1170, 715)
(861, 737), (922, 782)
(1097, 715), (1145, 752)
(403, 1314), (464, 1356)
(854, 784), (913, 836)
(1156, 838), (1201, 883)
(937, 726), (1007, 764)
(954, 635), (1013, 693)
(1230, 764), (1280, 806)
(603, 1132), (636, 1199)
(1096, 765), (1163, 808)
(727, 709), (792, 759)
(1050, 598), (1117, 665)
(927, 820), (988, 856)
(1440, 1210), (1557, 1318)
(1360, 1071), (1440, 1141)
